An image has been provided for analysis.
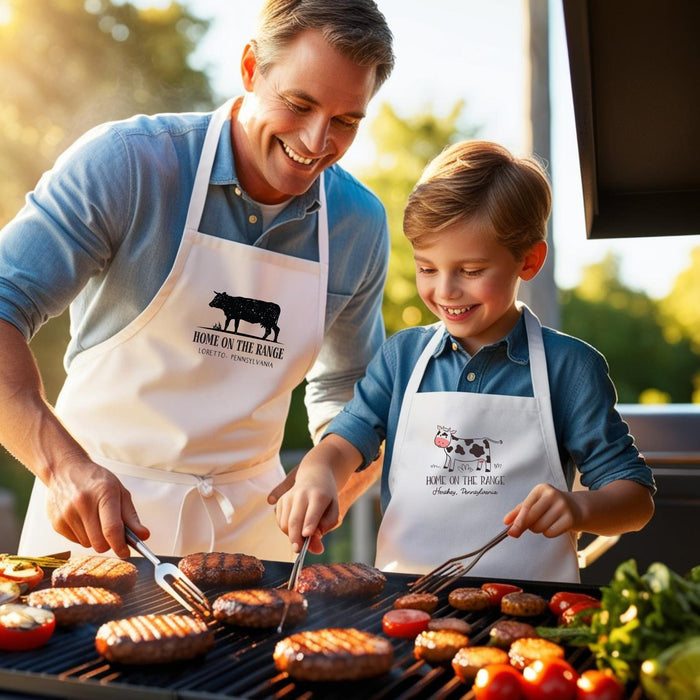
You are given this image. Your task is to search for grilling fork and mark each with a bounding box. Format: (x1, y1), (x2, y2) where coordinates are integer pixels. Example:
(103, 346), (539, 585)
(276, 535), (310, 632)
(409, 527), (510, 595)
(125, 526), (212, 618)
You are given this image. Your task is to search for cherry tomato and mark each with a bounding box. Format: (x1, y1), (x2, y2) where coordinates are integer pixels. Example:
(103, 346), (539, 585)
(560, 600), (601, 626)
(481, 582), (523, 606)
(381, 609), (430, 638)
(576, 669), (625, 700)
(521, 658), (578, 700)
(473, 663), (524, 700)
(0, 562), (44, 592)
(0, 604), (56, 651)
(548, 591), (599, 617)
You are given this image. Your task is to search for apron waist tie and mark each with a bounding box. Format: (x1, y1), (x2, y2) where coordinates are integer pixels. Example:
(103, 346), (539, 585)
(95, 454), (280, 554)
(172, 475), (236, 553)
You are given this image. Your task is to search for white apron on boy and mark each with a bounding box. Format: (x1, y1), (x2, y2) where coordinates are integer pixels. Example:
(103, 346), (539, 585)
(375, 306), (580, 583)
(19, 101), (329, 561)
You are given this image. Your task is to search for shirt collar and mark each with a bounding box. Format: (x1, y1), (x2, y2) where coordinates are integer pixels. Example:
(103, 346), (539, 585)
(209, 103), (321, 217)
(431, 312), (530, 365)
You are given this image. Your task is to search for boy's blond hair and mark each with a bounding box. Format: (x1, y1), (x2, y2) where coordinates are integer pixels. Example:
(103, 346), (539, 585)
(403, 141), (552, 261)
(252, 0), (394, 96)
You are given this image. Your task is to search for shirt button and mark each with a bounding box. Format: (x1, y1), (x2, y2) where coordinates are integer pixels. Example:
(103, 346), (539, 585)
(234, 187), (242, 196)
(466, 372), (476, 382)
(248, 214), (258, 224)
(451, 342), (458, 352)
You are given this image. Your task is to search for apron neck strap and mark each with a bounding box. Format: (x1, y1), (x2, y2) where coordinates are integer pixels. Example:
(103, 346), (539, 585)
(184, 100), (235, 232)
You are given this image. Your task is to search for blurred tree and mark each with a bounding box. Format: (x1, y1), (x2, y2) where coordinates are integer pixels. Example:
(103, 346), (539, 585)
(356, 101), (477, 335)
(0, 0), (213, 225)
(560, 253), (698, 404)
(659, 246), (700, 351)
(0, 0), (214, 523)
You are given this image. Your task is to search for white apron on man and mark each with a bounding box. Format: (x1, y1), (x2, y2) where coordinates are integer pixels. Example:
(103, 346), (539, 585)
(375, 306), (580, 583)
(19, 101), (329, 560)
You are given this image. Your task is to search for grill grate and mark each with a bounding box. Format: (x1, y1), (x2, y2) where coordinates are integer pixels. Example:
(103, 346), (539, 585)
(0, 558), (633, 699)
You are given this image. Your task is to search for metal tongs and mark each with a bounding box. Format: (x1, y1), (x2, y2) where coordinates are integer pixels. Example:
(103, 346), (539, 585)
(410, 527), (510, 595)
(125, 525), (212, 618)
(276, 536), (310, 632)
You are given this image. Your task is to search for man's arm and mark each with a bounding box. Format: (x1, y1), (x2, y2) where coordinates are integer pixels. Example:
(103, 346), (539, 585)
(0, 320), (148, 557)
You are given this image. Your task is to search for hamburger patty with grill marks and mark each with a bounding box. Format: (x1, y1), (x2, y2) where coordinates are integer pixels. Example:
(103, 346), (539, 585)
(51, 556), (137, 594)
(26, 586), (123, 626)
(274, 628), (393, 681)
(177, 552), (264, 587)
(213, 589), (307, 628)
(294, 562), (386, 597)
(95, 613), (214, 665)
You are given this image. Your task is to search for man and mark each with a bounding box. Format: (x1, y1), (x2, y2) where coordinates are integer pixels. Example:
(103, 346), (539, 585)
(0, 0), (394, 560)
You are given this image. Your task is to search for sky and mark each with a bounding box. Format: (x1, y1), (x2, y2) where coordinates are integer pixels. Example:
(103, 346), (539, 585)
(168, 0), (699, 299)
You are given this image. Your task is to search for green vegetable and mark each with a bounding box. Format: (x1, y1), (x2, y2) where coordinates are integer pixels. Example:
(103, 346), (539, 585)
(640, 636), (700, 699)
(536, 560), (700, 685)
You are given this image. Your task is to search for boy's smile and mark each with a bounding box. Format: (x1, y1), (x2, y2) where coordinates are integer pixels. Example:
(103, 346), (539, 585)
(413, 220), (541, 356)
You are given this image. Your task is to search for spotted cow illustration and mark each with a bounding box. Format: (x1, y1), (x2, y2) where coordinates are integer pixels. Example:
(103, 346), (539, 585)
(209, 291), (281, 341)
(433, 426), (502, 472)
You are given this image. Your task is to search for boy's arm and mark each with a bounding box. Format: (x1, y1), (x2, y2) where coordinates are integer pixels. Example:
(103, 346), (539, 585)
(275, 433), (364, 554)
(504, 479), (654, 539)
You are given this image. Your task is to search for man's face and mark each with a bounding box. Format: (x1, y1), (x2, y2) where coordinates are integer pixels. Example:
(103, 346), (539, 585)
(234, 30), (377, 204)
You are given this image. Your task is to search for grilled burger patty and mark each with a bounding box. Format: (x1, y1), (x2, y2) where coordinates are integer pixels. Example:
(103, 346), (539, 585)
(212, 589), (307, 628)
(451, 645), (510, 681)
(500, 591), (548, 616)
(508, 636), (565, 670)
(427, 617), (472, 635)
(26, 586), (123, 626)
(273, 628), (393, 681)
(51, 556), (137, 594)
(488, 619), (539, 648)
(447, 587), (492, 611)
(95, 613), (214, 665)
(177, 552), (264, 588)
(294, 563), (386, 597)
(393, 592), (439, 613)
(413, 629), (469, 665)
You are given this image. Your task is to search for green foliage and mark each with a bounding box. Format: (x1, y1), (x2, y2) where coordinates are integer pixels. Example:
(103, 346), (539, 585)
(0, 0), (214, 525)
(0, 0), (214, 224)
(355, 101), (477, 335)
(560, 254), (699, 403)
(660, 246), (700, 354)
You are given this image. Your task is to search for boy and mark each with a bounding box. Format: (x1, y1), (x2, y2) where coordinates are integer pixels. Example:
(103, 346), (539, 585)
(275, 141), (655, 582)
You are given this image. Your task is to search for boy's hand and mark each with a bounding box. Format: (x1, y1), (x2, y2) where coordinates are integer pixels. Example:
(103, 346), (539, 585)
(503, 483), (578, 538)
(274, 463), (340, 555)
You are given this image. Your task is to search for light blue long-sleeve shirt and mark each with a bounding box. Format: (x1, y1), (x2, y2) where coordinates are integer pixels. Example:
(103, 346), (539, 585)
(0, 104), (389, 436)
(326, 314), (656, 512)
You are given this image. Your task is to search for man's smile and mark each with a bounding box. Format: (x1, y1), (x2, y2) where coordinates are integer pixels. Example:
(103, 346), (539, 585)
(279, 138), (316, 166)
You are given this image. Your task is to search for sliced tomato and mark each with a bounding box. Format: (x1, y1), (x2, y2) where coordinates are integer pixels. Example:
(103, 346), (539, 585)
(381, 608), (430, 638)
(548, 591), (599, 617)
(521, 658), (578, 700)
(560, 600), (601, 626)
(0, 604), (56, 651)
(481, 582), (523, 606)
(576, 669), (625, 700)
(473, 663), (525, 700)
(0, 562), (44, 592)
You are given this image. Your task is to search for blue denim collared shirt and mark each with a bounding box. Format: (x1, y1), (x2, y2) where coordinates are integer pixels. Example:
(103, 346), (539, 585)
(326, 314), (656, 512)
(0, 103), (389, 436)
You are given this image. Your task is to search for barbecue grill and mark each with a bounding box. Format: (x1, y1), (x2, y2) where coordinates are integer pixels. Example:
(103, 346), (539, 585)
(0, 558), (641, 699)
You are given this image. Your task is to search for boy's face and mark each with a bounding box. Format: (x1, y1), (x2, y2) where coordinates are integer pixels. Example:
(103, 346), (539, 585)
(413, 220), (537, 355)
(235, 29), (376, 204)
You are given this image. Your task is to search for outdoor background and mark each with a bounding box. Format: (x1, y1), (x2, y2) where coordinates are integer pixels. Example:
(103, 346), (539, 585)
(0, 0), (697, 557)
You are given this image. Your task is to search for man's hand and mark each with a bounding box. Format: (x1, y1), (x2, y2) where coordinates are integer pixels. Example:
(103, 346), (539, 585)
(45, 453), (150, 558)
